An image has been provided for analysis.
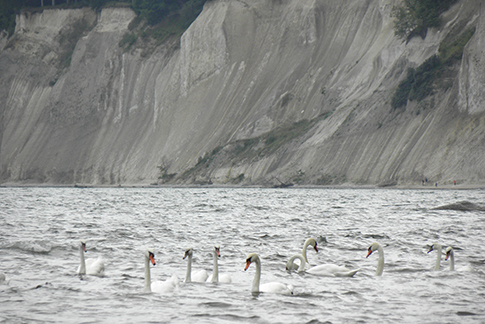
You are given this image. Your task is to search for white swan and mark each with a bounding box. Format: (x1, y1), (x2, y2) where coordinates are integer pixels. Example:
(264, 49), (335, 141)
(245, 253), (293, 295)
(206, 246), (232, 283)
(183, 248), (208, 283)
(427, 243), (443, 270)
(144, 249), (179, 293)
(287, 238), (319, 271)
(366, 242), (384, 276)
(77, 240), (105, 276)
(445, 246), (455, 271)
(444, 246), (474, 272)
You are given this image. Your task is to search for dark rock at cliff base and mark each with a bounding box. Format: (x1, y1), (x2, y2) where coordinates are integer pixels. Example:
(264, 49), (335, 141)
(432, 201), (485, 212)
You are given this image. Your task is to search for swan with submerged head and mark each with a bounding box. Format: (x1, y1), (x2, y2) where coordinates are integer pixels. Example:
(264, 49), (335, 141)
(245, 253), (293, 295)
(144, 249), (179, 293)
(286, 253), (359, 277)
(206, 246), (231, 283)
(366, 242), (384, 276)
(183, 248), (209, 283)
(77, 240), (105, 276)
(287, 238), (319, 271)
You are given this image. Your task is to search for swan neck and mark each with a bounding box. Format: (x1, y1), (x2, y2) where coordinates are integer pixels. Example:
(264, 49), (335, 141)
(212, 250), (219, 282)
(302, 243), (309, 264)
(251, 257), (261, 293)
(144, 255), (151, 291)
(79, 244), (86, 275)
(434, 246), (442, 271)
(376, 245), (384, 276)
(185, 254), (192, 282)
(287, 254), (306, 272)
(449, 251), (455, 271)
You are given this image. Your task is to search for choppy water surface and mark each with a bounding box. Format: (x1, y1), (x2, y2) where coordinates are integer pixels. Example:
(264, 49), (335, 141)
(1, 187), (484, 323)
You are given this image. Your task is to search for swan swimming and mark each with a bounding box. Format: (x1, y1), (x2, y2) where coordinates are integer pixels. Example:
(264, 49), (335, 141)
(77, 240), (105, 276)
(183, 248), (209, 283)
(287, 238), (319, 271)
(144, 249), (179, 293)
(286, 253), (358, 277)
(427, 243), (443, 271)
(245, 253), (293, 295)
(206, 246), (231, 283)
(445, 246), (455, 271)
(366, 242), (384, 276)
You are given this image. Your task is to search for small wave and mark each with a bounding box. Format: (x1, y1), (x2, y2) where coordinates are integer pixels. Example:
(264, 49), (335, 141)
(432, 201), (485, 212)
(456, 311), (477, 316)
(2, 240), (53, 254)
(199, 301), (232, 308)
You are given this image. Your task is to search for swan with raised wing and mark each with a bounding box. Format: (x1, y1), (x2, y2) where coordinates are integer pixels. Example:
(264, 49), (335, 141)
(206, 246), (231, 283)
(77, 240), (105, 276)
(366, 242), (384, 276)
(144, 249), (179, 293)
(183, 248), (208, 283)
(427, 243), (443, 270)
(245, 253), (293, 295)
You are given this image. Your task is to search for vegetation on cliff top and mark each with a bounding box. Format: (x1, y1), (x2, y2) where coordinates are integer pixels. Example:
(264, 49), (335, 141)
(391, 0), (458, 41)
(0, 0), (207, 41)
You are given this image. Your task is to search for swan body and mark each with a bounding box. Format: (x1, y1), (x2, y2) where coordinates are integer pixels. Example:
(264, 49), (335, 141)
(307, 263), (359, 277)
(427, 243), (443, 271)
(183, 248), (208, 283)
(77, 240), (105, 276)
(288, 238), (319, 271)
(144, 249), (179, 293)
(366, 242), (384, 276)
(245, 253), (293, 295)
(206, 246), (232, 283)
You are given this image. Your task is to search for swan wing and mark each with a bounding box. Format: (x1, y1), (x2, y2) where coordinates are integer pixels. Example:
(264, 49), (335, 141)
(86, 257), (105, 276)
(219, 274), (231, 283)
(260, 282), (293, 295)
(192, 269), (208, 282)
(307, 264), (357, 277)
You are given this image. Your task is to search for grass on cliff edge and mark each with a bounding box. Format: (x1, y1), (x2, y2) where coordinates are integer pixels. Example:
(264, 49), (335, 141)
(177, 113), (332, 182)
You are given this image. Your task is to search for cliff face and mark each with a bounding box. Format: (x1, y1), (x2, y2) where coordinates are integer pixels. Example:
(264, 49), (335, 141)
(0, 0), (484, 187)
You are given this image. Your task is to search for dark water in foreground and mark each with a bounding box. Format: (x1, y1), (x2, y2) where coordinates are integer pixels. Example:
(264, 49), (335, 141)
(0, 187), (484, 323)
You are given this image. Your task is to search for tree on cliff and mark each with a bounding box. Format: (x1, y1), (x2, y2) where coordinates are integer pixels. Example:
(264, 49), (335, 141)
(391, 0), (457, 41)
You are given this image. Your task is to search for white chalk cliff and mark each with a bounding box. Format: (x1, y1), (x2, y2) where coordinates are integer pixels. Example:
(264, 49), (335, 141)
(0, 0), (484, 186)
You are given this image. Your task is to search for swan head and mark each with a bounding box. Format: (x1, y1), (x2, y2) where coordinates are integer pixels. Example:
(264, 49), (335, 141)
(445, 247), (454, 260)
(183, 248), (193, 260)
(427, 243), (440, 254)
(80, 240), (87, 252)
(305, 238), (319, 252)
(244, 253), (259, 271)
(214, 246), (221, 257)
(146, 249), (156, 266)
(366, 242), (380, 258)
